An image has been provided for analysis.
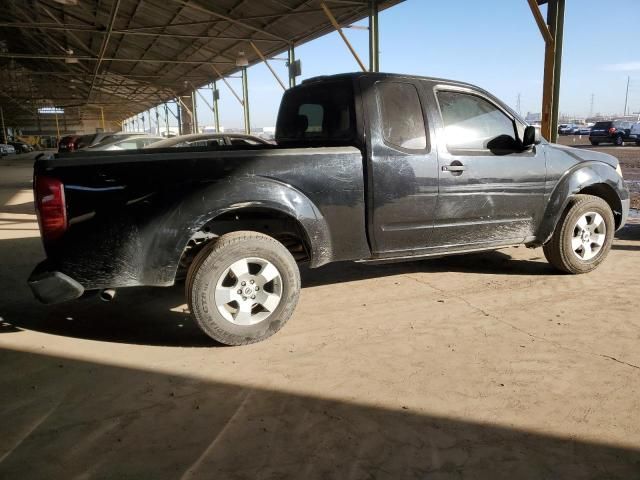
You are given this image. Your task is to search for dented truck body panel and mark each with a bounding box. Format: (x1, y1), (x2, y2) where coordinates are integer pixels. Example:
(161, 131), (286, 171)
(535, 145), (629, 245)
(29, 72), (629, 303)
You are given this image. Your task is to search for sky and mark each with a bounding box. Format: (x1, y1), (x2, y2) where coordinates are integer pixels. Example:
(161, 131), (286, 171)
(131, 0), (640, 131)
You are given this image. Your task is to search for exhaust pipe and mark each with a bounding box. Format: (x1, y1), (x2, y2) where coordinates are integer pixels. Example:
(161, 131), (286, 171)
(99, 289), (116, 302)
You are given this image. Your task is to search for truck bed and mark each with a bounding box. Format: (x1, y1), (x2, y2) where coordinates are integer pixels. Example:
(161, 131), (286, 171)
(33, 145), (370, 292)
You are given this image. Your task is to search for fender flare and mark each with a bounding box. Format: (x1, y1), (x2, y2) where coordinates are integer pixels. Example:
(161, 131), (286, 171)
(534, 162), (627, 245)
(139, 176), (333, 285)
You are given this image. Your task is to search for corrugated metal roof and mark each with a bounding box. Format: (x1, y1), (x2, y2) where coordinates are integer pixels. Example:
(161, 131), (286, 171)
(0, 0), (403, 127)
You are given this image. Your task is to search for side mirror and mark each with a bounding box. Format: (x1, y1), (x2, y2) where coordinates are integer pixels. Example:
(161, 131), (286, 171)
(522, 125), (537, 147)
(487, 134), (521, 155)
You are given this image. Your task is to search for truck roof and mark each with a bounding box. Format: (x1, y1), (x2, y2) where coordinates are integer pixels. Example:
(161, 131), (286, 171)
(300, 71), (478, 90)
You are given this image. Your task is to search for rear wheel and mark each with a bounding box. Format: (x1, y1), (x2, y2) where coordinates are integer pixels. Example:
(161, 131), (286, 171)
(614, 135), (624, 146)
(543, 195), (614, 274)
(187, 231), (301, 345)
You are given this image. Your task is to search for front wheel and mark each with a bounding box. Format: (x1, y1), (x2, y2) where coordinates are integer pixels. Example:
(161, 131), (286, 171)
(187, 231), (301, 345)
(614, 135), (624, 146)
(590, 140), (599, 146)
(543, 195), (614, 274)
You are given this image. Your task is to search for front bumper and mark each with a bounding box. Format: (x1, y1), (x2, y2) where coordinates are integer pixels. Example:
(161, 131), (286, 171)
(619, 198), (630, 231)
(28, 262), (84, 304)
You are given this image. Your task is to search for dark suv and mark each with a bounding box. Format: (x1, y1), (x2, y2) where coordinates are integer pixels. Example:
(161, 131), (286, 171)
(589, 120), (633, 146)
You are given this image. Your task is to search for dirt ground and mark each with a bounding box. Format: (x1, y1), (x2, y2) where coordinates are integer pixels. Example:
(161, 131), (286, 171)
(1, 150), (639, 479)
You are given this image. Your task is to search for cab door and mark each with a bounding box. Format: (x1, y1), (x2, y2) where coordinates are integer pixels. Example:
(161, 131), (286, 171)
(429, 87), (546, 248)
(360, 77), (439, 255)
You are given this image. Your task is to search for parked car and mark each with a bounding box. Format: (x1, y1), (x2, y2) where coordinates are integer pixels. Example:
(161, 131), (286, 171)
(577, 125), (592, 135)
(145, 133), (269, 149)
(8, 140), (33, 153)
(0, 143), (16, 155)
(28, 72), (629, 346)
(630, 122), (640, 146)
(589, 120), (633, 146)
(58, 135), (81, 153)
(85, 132), (146, 149)
(558, 123), (579, 135)
(88, 135), (164, 151)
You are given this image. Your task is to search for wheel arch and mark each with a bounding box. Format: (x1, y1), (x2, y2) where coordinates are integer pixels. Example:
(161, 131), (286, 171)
(535, 162), (627, 245)
(139, 176), (334, 286)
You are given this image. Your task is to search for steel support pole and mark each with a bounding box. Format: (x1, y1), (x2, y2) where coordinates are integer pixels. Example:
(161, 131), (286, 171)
(250, 41), (286, 90)
(242, 67), (250, 134)
(287, 45), (296, 88)
(368, 0), (379, 72)
(548, 0), (564, 143)
(0, 107), (7, 143)
(213, 81), (220, 132)
(164, 103), (170, 136)
(176, 100), (182, 135)
(100, 106), (106, 131)
(528, 0), (555, 141)
(211, 64), (244, 107)
(155, 106), (160, 135)
(320, 1), (367, 72)
(192, 91), (199, 133)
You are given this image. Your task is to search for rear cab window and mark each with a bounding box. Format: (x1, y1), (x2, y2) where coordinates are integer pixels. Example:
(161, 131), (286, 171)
(276, 79), (355, 146)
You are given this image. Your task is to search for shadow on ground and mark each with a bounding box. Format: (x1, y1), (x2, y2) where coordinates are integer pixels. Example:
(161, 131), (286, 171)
(0, 347), (638, 480)
(0, 234), (558, 347)
(1, 221), (637, 348)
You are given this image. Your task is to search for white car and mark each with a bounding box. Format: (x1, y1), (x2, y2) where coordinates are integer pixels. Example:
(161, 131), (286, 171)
(89, 135), (164, 151)
(0, 143), (16, 155)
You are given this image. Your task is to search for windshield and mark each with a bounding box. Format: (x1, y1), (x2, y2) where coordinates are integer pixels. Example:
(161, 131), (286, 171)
(276, 79), (356, 146)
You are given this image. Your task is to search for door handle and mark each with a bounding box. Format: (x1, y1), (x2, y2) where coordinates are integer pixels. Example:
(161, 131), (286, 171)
(442, 164), (466, 172)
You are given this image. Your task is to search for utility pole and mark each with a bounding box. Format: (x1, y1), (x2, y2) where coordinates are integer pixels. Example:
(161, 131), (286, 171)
(624, 76), (630, 116)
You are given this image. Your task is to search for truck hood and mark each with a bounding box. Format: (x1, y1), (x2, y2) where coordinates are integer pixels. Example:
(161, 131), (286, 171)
(546, 143), (619, 169)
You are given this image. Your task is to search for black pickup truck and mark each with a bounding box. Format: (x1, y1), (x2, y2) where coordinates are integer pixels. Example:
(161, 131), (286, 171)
(29, 73), (630, 345)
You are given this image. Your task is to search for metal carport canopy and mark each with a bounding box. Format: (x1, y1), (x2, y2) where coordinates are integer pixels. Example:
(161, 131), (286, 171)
(0, 0), (403, 128)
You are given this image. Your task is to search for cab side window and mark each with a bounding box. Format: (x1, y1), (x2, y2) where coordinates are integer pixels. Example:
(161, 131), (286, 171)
(376, 82), (427, 150)
(437, 91), (516, 151)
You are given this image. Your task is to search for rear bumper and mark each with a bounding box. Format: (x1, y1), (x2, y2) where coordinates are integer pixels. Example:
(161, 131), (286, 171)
(28, 262), (84, 304)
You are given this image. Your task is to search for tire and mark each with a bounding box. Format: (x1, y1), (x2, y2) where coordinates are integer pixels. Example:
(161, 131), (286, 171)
(590, 140), (599, 146)
(614, 135), (624, 146)
(543, 195), (614, 274)
(186, 231), (301, 345)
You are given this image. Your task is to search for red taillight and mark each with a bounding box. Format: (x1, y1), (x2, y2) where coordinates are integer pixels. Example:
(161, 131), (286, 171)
(35, 176), (67, 241)
(608, 127), (616, 134)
